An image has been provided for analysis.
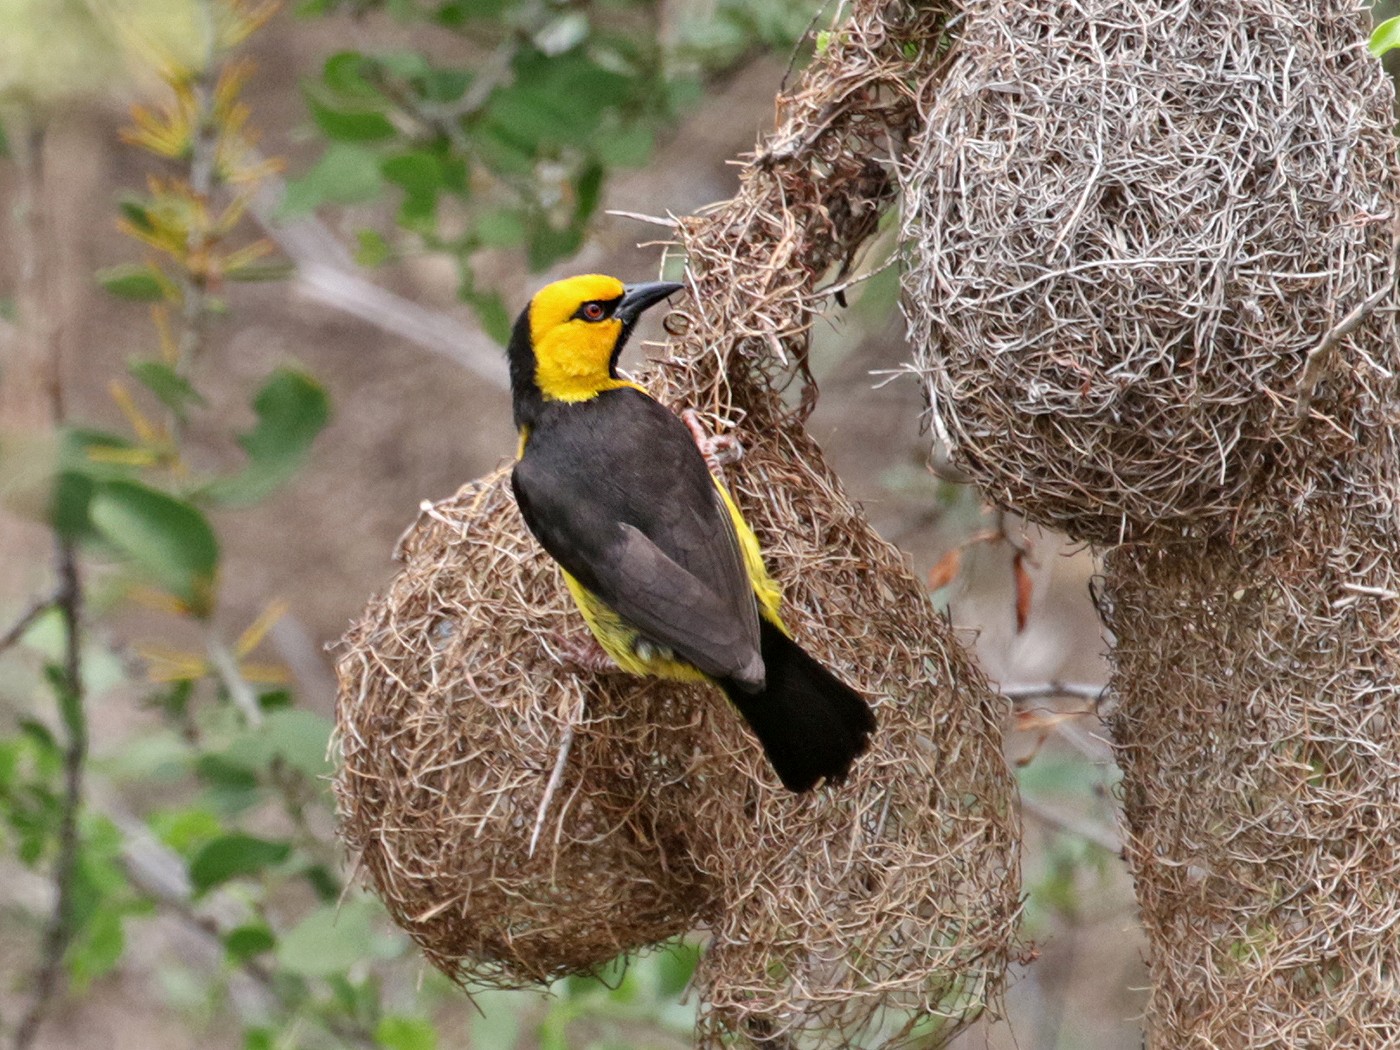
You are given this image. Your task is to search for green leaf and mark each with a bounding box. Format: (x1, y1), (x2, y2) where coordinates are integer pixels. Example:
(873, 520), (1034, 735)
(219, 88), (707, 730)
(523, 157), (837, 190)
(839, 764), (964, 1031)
(102, 729), (193, 783)
(222, 708), (334, 778)
(51, 470), (96, 540)
(128, 360), (206, 420)
(118, 195), (155, 233)
(244, 1028), (274, 1050)
(275, 901), (373, 977)
(147, 805), (222, 854)
(205, 368), (330, 505)
(416, 67), (471, 105)
(572, 162), (604, 224)
(375, 51), (430, 81)
(88, 480), (218, 613)
(306, 91), (397, 142)
(322, 51), (377, 98)
(472, 208), (526, 249)
(376, 1015), (437, 1050)
(226, 261), (297, 283)
(301, 861), (342, 902)
(657, 939), (700, 996)
(1371, 15), (1400, 57)
(355, 229), (390, 266)
(67, 903), (126, 986)
(594, 123), (653, 168)
(280, 143), (385, 218)
(526, 219), (584, 272)
(96, 264), (169, 302)
(383, 151), (442, 229)
(224, 923), (276, 962)
(189, 833), (291, 895)
(462, 287), (511, 345)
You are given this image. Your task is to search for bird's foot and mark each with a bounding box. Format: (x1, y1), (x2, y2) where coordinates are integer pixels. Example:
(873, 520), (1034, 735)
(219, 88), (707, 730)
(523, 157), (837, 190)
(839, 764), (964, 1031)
(551, 632), (619, 675)
(681, 408), (744, 476)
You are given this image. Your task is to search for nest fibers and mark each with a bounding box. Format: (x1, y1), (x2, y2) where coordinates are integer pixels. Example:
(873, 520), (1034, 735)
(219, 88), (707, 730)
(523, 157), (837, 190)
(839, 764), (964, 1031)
(901, 0), (1400, 1044)
(901, 0), (1399, 545)
(335, 2), (1020, 1046)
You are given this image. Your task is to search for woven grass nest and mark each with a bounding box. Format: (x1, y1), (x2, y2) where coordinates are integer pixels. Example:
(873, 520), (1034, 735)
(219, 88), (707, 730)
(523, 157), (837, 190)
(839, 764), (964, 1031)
(901, 0), (1398, 546)
(334, 2), (1020, 1045)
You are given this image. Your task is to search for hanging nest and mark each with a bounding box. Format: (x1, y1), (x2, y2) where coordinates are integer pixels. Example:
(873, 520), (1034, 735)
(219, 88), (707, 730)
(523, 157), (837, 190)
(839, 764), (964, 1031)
(900, 0), (1398, 545)
(898, 0), (1400, 1044)
(335, 2), (1021, 1046)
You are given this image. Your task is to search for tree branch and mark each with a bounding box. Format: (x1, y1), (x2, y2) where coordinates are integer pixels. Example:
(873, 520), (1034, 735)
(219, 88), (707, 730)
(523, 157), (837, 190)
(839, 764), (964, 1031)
(107, 806), (379, 1050)
(0, 593), (56, 655)
(11, 540), (88, 1050)
(7, 115), (92, 1050)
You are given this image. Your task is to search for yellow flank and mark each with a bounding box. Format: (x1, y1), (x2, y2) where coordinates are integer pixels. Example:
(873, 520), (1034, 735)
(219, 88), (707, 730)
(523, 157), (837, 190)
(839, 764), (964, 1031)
(529, 274), (645, 403)
(714, 480), (786, 632)
(557, 472), (788, 682)
(561, 570), (709, 682)
(516, 425), (530, 459)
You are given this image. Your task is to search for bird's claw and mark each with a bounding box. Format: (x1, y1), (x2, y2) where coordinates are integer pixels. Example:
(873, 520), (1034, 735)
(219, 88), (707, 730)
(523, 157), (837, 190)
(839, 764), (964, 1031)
(551, 632), (618, 675)
(681, 408), (744, 476)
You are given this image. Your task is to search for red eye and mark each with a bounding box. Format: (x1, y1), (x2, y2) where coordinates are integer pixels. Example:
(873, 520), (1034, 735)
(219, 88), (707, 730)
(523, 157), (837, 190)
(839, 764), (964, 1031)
(582, 303), (605, 321)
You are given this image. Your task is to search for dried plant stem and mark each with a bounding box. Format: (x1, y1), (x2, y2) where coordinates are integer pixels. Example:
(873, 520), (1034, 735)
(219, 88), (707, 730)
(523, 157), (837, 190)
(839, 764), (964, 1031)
(176, 65), (218, 375)
(528, 718), (576, 859)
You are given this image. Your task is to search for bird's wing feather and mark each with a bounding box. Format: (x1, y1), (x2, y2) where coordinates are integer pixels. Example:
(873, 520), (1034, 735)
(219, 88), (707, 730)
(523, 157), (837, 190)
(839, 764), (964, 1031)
(512, 390), (762, 684)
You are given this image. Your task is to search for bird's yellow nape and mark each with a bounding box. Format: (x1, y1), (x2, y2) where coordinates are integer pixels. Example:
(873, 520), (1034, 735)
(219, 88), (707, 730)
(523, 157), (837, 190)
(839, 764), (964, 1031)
(528, 274), (631, 403)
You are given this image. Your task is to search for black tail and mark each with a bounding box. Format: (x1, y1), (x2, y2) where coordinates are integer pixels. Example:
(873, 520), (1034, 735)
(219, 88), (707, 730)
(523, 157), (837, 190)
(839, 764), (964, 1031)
(720, 618), (876, 792)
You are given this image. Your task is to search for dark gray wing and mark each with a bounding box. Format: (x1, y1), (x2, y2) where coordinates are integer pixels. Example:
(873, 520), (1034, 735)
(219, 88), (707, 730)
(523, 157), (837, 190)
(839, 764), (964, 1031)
(512, 389), (763, 686)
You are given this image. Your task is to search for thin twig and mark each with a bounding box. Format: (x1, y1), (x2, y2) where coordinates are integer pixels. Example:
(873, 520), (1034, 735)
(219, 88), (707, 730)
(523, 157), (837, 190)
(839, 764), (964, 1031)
(0, 593), (56, 655)
(606, 209), (680, 229)
(1001, 681), (1107, 706)
(207, 633), (264, 728)
(1295, 278), (1395, 417)
(176, 63), (219, 375)
(1020, 796), (1121, 856)
(528, 719), (576, 858)
(12, 544), (88, 1050)
(107, 807), (379, 1050)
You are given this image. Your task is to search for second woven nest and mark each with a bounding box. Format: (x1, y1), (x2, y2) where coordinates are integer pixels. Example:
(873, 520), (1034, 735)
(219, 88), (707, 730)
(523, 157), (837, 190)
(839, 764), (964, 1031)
(901, 0), (1397, 545)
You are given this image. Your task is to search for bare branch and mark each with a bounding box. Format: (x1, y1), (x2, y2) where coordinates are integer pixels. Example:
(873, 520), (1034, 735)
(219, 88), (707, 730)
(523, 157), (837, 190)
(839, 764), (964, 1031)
(12, 542), (87, 1050)
(1019, 796), (1121, 856)
(247, 177), (509, 386)
(107, 807), (379, 1050)
(1000, 681), (1107, 706)
(0, 593), (55, 655)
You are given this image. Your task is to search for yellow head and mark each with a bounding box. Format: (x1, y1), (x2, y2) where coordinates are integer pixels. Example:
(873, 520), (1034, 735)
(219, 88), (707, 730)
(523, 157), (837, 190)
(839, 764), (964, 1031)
(508, 274), (684, 425)
(528, 274), (628, 402)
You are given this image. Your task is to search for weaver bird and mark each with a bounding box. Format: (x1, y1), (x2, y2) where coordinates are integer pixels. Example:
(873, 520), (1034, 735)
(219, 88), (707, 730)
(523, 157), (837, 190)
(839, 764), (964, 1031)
(508, 274), (875, 792)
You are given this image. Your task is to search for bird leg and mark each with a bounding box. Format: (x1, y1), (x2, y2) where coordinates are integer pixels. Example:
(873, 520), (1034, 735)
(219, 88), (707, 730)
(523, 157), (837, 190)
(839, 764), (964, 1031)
(551, 630), (619, 675)
(681, 408), (744, 476)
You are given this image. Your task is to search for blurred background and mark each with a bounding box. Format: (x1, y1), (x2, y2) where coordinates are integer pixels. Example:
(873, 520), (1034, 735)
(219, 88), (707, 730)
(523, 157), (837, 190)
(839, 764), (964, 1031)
(0, 0), (1224, 1046)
